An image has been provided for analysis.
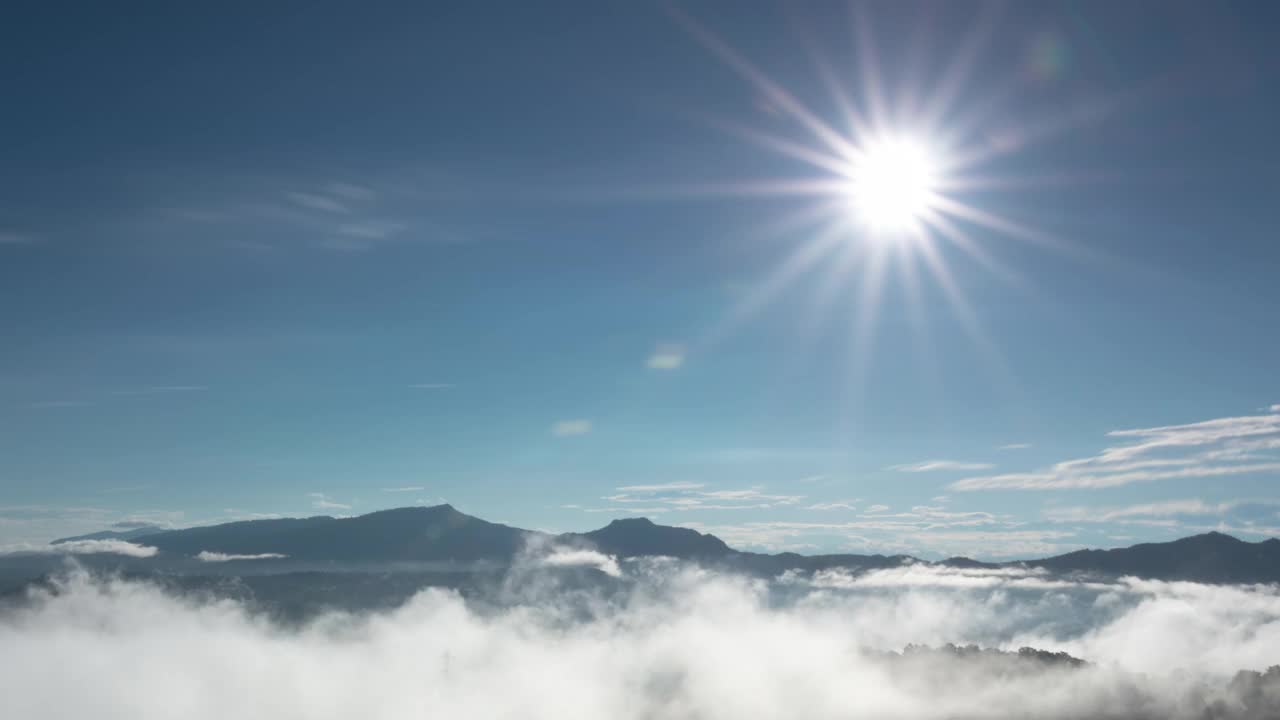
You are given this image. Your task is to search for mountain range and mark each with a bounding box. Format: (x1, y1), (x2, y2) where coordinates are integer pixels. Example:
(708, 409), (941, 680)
(48, 504), (1280, 585)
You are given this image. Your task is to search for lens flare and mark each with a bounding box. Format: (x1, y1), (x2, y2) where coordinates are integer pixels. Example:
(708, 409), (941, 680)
(664, 4), (1119, 398)
(844, 136), (941, 237)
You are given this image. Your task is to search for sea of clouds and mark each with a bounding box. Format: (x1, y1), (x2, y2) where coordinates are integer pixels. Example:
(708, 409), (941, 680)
(1, 547), (1278, 719)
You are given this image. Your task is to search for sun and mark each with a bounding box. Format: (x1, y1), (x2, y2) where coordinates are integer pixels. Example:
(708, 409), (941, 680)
(666, 4), (1095, 390)
(843, 135), (941, 238)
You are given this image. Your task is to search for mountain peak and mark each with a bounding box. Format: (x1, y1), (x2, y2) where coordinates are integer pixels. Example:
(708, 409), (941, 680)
(1179, 531), (1246, 545)
(576, 518), (731, 558)
(606, 517), (656, 527)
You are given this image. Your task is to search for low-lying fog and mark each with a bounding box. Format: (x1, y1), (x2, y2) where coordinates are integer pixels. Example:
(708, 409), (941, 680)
(2, 546), (1278, 719)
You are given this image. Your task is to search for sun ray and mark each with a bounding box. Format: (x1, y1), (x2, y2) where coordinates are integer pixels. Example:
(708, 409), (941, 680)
(927, 213), (1030, 292)
(696, 115), (859, 177)
(667, 6), (859, 161)
(699, 222), (844, 350)
(919, 1), (1005, 130)
(848, 240), (892, 386)
(930, 195), (1067, 252)
(659, 2), (1123, 400)
(916, 240), (1020, 396)
(850, 2), (891, 131)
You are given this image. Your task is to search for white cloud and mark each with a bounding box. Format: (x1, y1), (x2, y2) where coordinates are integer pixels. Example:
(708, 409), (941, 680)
(551, 419), (593, 437)
(956, 461), (1280, 491)
(307, 493), (352, 511)
(697, 489), (801, 504)
(0, 540), (158, 558)
(616, 482), (704, 492)
(806, 502), (858, 511)
(890, 460), (996, 473)
(678, 508), (1050, 558)
(597, 484), (804, 512)
(1044, 498), (1279, 524)
(1271, 404), (1280, 413)
(646, 344), (685, 370)
(998, 443), (1032, 450)
(288, 191), (349, 213)
(382, 486), (426, 493)
(538, 548), (621, 577)
(954, 408), (1280, 491)
(195, 551), (288, 562)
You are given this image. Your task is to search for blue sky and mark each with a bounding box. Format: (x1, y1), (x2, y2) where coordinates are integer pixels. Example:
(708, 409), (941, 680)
(3, 1), (1279, 558)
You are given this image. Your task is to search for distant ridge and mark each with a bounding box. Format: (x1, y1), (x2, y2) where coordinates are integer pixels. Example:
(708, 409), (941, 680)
(133, 505), (532, 563)
(49, 505), (1280, 584)
(566, 517), (733, 559)
(52, 525), (166, 544)
(1034, 531), (1280, 584)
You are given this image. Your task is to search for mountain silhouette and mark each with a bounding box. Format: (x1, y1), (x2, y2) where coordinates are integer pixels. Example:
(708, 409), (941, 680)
(1034, 531), (1280, 583)
(565, 517), (733, 558)
(41, 505), (1280, 584)
(133, 505), (532, 563)
(52, 524), (167, 544)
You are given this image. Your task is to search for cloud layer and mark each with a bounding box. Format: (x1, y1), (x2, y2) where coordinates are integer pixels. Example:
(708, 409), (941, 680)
(1, 559), (1278, 719)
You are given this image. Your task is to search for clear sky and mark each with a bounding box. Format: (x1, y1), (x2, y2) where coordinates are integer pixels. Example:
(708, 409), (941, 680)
(2, 1), (1279, 558)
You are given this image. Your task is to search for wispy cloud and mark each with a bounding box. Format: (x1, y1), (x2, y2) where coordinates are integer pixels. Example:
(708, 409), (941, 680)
(805, 501), (858, 511)
(580, 483), (804, 513)
(646, 344), (685, 370)
(998, 443), (1032, 450)
(577, 506), (672, 514)
(27, 400), (91, 409)
(552, 419), (593, 437)
(1044, 498), (1280, 525)
(196, 551), (288, 562)
(953, 407), (1280, 491)
(678, 516), (1070, 558)
(336, 220), (403, 240)
(889, 460), (996, 473)
(111, 385), (208, 396)
(0, 539), (158, 558)
(616, 482), (704, 492)
(307, 493), (352, 511)
(288, 191), (350, 214)
(381, 486), (426, 493)
(0, 231), (38, 245)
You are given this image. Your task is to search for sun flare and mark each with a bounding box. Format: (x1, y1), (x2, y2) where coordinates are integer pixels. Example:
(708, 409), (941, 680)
(844, 136), (940, 238)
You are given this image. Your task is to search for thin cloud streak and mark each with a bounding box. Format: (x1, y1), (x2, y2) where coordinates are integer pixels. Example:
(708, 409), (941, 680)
(551, 419), (593, 437)
(954, 407), (1280, 490)
(890, 460), (996, 473)
(646, 344), (685, 370)
(307, 493), (352, 511)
